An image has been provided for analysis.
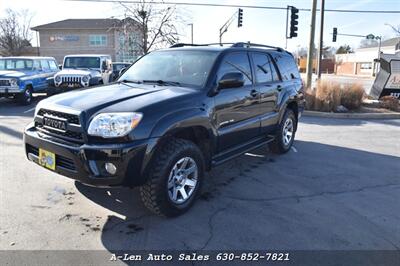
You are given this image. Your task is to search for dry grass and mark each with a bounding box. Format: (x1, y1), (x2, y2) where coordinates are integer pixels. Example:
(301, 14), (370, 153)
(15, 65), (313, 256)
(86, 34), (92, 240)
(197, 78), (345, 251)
(305, 81), (365, 112)
(380, 96), (400, 111)
(340, 83), (365, 110)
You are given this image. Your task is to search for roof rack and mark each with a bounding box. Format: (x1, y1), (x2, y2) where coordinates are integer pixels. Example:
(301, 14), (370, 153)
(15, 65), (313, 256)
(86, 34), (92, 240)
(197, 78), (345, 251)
(232, 42), (284, 52)
(170, 43), (236, 48)
(169, 42), (284, 52)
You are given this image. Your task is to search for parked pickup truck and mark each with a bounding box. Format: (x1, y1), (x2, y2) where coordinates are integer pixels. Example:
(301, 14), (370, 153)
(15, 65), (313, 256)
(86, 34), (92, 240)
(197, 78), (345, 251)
(0, 57), (59, 105)
(24, 42), (305, 216)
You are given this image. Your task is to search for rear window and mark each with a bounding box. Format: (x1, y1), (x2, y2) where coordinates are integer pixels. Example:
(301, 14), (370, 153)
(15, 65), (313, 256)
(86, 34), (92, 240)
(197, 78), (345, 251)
(272, 53), (300, 81)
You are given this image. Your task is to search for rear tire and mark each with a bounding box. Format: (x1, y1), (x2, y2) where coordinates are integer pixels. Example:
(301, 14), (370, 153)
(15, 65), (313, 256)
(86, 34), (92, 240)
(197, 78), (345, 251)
(18, 87), (33, 105)
(140, 138), (204, 217)
(269, 109), (297, 154)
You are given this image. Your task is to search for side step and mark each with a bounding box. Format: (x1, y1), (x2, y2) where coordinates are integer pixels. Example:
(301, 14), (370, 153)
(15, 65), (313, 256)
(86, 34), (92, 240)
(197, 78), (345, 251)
(211, 135), (275, 167)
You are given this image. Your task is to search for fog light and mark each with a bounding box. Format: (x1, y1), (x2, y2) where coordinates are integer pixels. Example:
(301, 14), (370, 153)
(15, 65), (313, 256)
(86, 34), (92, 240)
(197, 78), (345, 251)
(105, 162), (117, 175)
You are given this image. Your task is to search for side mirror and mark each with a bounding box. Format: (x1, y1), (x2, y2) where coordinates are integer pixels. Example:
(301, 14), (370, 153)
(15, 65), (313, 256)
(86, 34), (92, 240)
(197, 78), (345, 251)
(218, 72), (245, 89)
(58, 64), (62, 70)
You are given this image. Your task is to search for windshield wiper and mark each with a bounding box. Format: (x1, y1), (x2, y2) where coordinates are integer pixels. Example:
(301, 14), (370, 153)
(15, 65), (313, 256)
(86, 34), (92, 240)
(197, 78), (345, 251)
(142, 80), (181, 87)
(118, 79), (143, 88)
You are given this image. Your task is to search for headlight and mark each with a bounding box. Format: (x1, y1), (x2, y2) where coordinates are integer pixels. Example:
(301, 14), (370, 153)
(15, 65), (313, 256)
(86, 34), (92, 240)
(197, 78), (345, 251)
(55, 76), (61, 83)
(10, 78), (18, 86)
(88, 112), (143, 138)
(82, 75), (89, 83)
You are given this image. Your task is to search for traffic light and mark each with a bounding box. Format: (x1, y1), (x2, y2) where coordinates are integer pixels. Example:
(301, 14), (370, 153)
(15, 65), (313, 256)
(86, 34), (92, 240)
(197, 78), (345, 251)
(238, 8), (243, 27)
(333, 27), (337, 42)
(289, 6), (299, 38)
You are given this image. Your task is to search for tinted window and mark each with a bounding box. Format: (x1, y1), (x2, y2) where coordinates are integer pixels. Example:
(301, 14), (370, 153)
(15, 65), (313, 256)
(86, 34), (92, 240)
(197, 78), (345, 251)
(120, 50), (218, 87)
(40, 60), (50, 70)
(251, 53), (273, 83)
(217, 52), (252, 85)
(272, 53), (300, 81)
(48, 60), (58, 71)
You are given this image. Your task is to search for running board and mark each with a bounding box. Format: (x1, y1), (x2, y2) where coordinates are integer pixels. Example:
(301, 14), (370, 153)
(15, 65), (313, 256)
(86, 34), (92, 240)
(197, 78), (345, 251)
(211, 135), (275, 167)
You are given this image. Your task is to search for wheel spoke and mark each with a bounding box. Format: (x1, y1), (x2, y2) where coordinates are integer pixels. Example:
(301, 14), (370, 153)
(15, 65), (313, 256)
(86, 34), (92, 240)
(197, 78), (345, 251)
(185, 178), (197, 187)
(172, 187), (178, 201)
(185, 165), (196, 176)
(179, 187), (188, 200)
(180, 158), (189, 170)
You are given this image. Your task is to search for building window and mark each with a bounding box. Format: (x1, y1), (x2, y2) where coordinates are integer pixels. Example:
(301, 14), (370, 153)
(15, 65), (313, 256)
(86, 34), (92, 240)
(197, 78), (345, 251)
(89, 35), (107, 46)
(360, 63), (372, 70)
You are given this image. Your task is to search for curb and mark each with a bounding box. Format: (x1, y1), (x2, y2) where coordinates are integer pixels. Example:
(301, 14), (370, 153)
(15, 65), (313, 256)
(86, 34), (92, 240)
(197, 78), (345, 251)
(303, 111), (400, 119)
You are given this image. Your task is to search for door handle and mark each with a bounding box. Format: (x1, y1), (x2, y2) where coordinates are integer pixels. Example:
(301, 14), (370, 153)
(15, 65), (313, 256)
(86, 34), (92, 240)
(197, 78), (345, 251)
(250, 89), (259, 98)
(276, 85), (282, 92)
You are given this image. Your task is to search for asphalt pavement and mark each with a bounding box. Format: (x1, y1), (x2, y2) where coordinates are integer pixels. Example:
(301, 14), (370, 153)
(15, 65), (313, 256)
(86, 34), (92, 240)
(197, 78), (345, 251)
(0, 97), (399, 265)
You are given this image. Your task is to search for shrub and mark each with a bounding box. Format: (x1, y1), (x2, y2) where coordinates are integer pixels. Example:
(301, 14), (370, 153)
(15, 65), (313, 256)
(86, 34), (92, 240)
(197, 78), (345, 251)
(314, 80), (341, 112)
(340, 83), (365, 110)
(304, 88), (316, 110)
(380, 96), (400, 111)
(304, 81), (365, 112)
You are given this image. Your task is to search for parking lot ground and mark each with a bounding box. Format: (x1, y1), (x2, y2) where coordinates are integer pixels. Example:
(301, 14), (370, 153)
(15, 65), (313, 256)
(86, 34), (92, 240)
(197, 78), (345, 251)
(1, 99), (400, 257)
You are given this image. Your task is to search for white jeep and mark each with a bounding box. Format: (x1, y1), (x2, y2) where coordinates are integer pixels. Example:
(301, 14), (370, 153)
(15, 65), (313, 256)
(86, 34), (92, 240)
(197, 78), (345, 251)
(52, 55), (112, 90)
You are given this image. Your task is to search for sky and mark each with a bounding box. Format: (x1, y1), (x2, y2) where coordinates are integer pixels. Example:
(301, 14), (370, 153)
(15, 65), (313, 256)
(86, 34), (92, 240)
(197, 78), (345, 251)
(1, 0), (400, 53)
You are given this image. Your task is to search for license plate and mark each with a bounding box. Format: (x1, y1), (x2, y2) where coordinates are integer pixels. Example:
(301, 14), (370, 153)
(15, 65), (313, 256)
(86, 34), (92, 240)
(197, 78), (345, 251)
(39, 148), (56, 170)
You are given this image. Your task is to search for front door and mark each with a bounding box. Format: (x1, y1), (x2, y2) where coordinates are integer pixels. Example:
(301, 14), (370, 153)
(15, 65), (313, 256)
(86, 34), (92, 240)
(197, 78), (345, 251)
(213, 51), (261, 152)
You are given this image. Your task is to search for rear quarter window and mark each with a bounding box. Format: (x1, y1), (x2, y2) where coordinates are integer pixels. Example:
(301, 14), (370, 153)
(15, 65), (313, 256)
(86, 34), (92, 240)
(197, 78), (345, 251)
(273, 53), (300, 81)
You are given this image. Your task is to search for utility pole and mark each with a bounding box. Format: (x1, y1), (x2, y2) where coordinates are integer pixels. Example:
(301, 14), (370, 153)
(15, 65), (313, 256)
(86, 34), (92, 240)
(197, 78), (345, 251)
(188, 23), (194, 44)
(306, 0), (318, 88)
(317, 0), (325, 79)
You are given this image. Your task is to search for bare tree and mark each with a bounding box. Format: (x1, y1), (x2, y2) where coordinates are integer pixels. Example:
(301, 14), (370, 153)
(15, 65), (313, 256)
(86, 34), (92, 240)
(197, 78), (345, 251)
(118, 0), (185, 54)
(385, 23), (400, 36)
(0, 9), (33, 56)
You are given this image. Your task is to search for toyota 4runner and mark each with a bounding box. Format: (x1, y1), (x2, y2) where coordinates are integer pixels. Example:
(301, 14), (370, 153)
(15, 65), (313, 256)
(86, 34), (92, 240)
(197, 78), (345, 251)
(24, 42), (305, 217)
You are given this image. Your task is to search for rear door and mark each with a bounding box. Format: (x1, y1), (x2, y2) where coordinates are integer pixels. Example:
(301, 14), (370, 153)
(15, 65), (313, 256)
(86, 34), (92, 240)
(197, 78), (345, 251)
(213, 51), (261, 152)
(250, 52), (282, 133)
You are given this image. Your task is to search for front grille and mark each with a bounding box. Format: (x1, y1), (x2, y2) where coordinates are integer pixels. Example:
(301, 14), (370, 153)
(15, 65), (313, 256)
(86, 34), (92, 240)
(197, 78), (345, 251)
(0, 79), (11, 86)
(38, 109), (80, 125)
(61, 76), (82, 84)
(36, 125), (83, 141)
(36, 109), (83, 142)
(26, 144), (76, 171)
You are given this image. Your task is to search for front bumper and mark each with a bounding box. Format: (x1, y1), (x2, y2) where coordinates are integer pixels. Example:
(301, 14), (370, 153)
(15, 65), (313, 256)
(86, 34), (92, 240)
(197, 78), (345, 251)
(0, 86), (22, 94)
(24, 124), (155, 187)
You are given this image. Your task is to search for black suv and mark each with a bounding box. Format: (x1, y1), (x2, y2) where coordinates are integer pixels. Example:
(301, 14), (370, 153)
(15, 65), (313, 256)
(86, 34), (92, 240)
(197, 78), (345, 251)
(24, 42), (305, 217)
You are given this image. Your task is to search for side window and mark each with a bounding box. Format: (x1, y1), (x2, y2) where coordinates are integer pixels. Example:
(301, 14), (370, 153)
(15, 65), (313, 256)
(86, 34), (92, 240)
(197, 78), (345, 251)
(217, 52), (252, 86)
(48, 60), (58, 71)
(40, 60), (50, 71)
(251, 53), (273, 83)
(273, 54), (300, 81)
(33, 60), (41, 70)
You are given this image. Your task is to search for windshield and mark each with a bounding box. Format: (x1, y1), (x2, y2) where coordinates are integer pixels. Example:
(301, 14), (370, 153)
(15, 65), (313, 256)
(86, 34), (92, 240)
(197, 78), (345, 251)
(0, 59), (33, 71)
(63, 57), (101, 69)
(119, 50), (219, 87)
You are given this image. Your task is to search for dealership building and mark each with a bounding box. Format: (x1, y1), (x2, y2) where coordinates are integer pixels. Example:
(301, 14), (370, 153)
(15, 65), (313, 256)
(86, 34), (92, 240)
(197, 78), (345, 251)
(335, 37), (400, 76)
(31, 18), (143, 63)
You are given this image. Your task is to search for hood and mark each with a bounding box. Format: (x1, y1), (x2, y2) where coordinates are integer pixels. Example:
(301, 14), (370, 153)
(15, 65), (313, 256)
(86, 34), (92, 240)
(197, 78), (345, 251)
(40, 83), (197, 118)
(0, 70), (28, 78)
(57, 68), (100, 77)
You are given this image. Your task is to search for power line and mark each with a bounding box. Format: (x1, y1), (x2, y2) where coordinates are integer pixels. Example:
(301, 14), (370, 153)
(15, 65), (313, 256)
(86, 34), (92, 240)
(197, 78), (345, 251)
(63, 0), (400, 14)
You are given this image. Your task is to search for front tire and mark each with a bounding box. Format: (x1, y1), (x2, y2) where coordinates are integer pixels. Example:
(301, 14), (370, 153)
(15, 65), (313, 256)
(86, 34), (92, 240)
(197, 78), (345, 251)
(18, 87), (33, 105)
(140, 138), (204, 217)
(269, 109), (297, 154)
